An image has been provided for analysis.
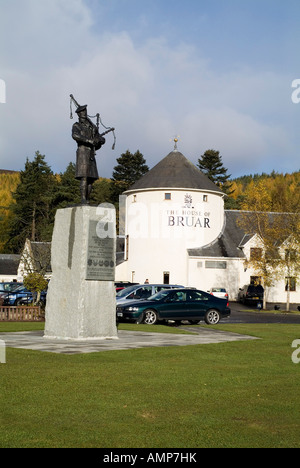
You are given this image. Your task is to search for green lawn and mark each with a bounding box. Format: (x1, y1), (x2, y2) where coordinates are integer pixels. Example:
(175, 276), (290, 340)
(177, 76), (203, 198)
(1, 322), (300, 448)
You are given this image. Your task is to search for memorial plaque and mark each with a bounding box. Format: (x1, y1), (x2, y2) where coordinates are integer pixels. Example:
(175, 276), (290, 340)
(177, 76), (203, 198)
(86, 220), (115, 281)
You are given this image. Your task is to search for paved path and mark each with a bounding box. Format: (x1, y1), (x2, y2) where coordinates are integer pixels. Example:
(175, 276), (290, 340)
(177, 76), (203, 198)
(0, 328), (258, 354)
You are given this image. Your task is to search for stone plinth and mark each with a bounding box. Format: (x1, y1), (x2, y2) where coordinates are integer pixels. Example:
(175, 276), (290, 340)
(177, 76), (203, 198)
(44, 205), (118, 340)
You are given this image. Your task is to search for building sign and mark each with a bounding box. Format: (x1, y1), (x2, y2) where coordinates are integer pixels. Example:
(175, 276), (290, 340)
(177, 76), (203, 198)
(86, 220), (115, 281)
(166, 193), (211, 229)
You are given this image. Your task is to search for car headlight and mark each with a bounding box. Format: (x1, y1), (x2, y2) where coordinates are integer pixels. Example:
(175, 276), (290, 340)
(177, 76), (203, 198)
(127, 307), (140, 312)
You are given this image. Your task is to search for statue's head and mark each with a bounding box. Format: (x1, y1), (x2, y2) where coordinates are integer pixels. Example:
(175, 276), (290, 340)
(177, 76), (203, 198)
(76, 104), (88, 120)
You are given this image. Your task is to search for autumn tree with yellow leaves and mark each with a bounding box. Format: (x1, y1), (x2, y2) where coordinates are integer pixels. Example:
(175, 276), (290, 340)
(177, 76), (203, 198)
(238, 179), (300, 310)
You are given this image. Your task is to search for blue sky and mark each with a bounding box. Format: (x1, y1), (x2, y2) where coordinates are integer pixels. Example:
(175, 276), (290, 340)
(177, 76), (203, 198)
(0, 0), (300, 178)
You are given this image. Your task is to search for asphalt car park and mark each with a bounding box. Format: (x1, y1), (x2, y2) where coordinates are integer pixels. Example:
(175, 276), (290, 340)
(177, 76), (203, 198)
(227, 301), (300, 324)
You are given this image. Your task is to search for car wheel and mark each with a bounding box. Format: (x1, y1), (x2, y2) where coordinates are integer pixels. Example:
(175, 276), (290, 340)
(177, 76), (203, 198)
(205, 309), (220, 325)
(143, 309), (158, 325)
(15, 298), (24, 306)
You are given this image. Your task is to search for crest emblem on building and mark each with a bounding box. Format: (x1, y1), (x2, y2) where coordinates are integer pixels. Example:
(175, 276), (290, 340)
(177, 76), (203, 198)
(183, 193), (193, 208)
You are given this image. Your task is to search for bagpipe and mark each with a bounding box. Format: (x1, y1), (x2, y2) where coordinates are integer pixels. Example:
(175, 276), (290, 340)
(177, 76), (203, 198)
(70, 94), (116, 150)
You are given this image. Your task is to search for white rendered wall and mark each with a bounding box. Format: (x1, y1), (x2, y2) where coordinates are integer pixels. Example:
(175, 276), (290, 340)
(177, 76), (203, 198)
(116, 188), (225, 285)
(188, 257), (243, 300)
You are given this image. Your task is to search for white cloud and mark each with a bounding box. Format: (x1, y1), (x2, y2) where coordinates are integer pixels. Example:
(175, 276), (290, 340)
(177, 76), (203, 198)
(0, 0), (298, 179)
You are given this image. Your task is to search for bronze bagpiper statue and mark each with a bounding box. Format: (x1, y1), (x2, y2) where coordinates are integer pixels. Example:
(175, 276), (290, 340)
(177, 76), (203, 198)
(70, 94), (116, 204)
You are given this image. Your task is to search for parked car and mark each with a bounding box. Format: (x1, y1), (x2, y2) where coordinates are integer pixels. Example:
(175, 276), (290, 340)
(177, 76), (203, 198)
(2, 285), (47, 306)
(0, 282), (23, 306)
(116, 283), (184, 305)
(115, 281), (139, 292)
(208, 287), (228, 300)
(0, 282), (22, 293)
(238, 284), (264, 305)
(116, 288), (230, 325)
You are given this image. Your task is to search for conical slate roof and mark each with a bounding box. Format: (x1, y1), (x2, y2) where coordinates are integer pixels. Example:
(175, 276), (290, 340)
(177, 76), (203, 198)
(125, 150), (224, 194)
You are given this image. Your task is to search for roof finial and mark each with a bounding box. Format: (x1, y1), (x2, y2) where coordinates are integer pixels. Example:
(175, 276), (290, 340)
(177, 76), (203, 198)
(171, 135), (180, 151)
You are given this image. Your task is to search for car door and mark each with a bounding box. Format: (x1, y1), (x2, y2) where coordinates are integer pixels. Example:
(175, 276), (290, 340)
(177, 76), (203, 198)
(157, 290), (188, 320)
(187, 290), (210, 318)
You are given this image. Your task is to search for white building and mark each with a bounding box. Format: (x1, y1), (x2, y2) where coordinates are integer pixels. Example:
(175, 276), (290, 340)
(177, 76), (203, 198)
(0, 240), (52, 284)
(116, 147), (300, 304)
(17, 239), (52, 281)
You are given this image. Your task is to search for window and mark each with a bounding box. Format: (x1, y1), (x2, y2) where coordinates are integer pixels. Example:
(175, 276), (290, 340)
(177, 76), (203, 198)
(203, 195), (208, 202)
(165, 193), (171, 200)
(250, 276), (262, 286)
(250, 248), (262, 261)
(129, 286), (152, 299)
(265, 248), (279, 261)
(188, 291), (208, 301)
(285, 249), (297, 262)
(169, 291), (187, 302)
(205, 261), (227, 269)
(285, 277), (296, 292)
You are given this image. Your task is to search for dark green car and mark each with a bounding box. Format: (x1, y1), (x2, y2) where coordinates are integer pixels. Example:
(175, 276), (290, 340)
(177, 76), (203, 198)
(116, 288), (231, 325)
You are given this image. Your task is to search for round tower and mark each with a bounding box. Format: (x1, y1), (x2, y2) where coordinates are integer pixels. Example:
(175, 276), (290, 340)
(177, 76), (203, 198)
(117, 147), (225, 286)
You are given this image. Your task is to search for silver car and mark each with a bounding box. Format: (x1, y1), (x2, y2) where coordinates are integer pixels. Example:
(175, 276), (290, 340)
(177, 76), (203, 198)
(116, 284), (184, 305)
(208, 287), (228, 300)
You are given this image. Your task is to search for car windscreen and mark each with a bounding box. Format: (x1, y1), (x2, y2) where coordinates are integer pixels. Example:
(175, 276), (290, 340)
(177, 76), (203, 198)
(116, 285), (139, 297)
(10, 286), (28, 293)
(0, 283), (20, 292)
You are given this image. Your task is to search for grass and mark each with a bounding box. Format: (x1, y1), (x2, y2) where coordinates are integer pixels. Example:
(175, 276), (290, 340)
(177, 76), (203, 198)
(1, 321), (300, 448)
(244, 308), (300, 314)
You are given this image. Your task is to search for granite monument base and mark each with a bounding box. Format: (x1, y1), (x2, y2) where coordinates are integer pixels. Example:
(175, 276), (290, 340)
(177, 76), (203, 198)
(44, 205), (118, 340)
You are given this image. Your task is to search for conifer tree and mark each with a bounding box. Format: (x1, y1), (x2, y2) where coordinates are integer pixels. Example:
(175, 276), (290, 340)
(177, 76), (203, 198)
(90, 178), (112, 206)
(6, 151), (57, 252)
(197, 149), (233, 196)
(54, 162), (81, 208)
(110, 150), (149, 202)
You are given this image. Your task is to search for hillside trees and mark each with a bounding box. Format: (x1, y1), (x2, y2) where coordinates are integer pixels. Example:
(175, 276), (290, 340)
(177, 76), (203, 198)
(0, 171), (20, 251)
(228, 171), (300, 212)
